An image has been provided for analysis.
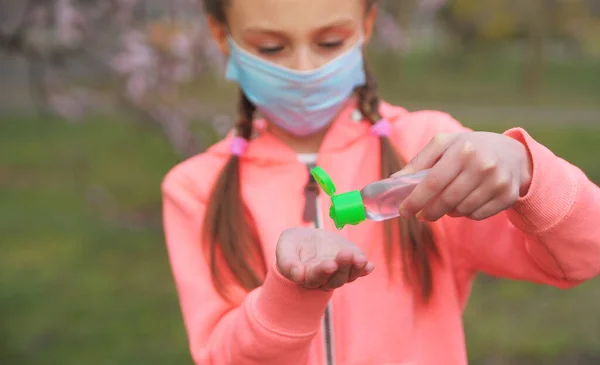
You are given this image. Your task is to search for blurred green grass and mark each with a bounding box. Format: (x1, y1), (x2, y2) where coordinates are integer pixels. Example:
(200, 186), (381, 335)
(0, 116), (189, 365)
(1, 52), (600, 365)
(371, 50), (600, 107)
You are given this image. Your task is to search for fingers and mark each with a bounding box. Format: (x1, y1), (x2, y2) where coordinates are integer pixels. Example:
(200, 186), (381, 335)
(469, 189), (518, 221)
(399, 142), (465, 218)
(348, 261), (375, 283)
(417, 160), (484, 221)
(443, 167), (519, 220)
(304, 260), (338, 289)
(303, 252), (375, 290)
(392, 133), (457, 177)
(458, 176), (520, 221)
(322, 250), (354, 290)
(323, 252), (375, 289)
(347, 254), (368, 283)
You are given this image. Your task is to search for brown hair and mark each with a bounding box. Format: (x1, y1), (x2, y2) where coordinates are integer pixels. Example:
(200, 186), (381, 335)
(202, 0), (438, 303)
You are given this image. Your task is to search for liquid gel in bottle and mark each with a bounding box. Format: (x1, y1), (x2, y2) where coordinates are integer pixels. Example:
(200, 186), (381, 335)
(310, 166), (429, 229)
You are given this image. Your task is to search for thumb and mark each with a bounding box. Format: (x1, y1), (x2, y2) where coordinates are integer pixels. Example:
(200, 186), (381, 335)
(391, 133), (455, 178)
(276, 256), (305, 284)
(276, 228), (309, 283)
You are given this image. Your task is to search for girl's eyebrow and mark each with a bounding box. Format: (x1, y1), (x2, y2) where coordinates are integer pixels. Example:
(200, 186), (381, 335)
(243, 27), (282, 37)
(315, 18), (356, 32)
(243, 18), (356, 36)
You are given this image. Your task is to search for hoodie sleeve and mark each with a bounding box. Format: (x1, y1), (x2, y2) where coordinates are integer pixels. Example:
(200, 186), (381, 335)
(443, 127), (600, 288)
(161, 166), (331, 365)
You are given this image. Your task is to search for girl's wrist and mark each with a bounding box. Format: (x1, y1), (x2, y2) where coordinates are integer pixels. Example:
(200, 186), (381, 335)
(519, 144), (534, 197)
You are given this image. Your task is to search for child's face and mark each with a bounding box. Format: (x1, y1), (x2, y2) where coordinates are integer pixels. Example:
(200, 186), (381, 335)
(208, 0), (376, 71)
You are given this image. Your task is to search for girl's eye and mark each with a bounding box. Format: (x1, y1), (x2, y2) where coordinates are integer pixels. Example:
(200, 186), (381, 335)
(257, 45), (284, 55)
(319, 40), (344, 49)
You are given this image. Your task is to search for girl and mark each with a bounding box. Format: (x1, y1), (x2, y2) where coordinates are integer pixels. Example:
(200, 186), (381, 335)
(161, 0), (600, 364)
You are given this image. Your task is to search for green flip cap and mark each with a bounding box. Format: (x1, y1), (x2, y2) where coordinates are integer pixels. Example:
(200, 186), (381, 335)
(310, 166), (367, 230)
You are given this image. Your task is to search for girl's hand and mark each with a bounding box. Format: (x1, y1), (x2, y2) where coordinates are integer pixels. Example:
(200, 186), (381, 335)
(276, 228), (375, 291)
(395, 131), (533, 222)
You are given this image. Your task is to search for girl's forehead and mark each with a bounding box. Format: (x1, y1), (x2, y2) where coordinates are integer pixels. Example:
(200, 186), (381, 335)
(227, 0), (364, 33)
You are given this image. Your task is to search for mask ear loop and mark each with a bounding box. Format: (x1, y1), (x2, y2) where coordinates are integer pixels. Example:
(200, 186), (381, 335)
(357, 33), (366, 46)
(223, 24), (234, 58)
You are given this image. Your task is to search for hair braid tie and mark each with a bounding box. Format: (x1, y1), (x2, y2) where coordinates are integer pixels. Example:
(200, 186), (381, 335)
(370, 118), (391, 137)
(231, 89), (255, 156)
(231, 137), (248, 156)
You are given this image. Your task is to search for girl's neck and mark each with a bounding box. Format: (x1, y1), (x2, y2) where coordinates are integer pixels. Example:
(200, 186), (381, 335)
(267, 123), (330, 154)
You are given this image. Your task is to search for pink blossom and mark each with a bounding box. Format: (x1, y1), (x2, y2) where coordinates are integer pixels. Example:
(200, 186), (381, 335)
(126, 73), (148, 102)
(111, 31), (155, 74)
(375, 8), (408, 52)
(171, 33), (192, 59)
(55, 0), (85, 47)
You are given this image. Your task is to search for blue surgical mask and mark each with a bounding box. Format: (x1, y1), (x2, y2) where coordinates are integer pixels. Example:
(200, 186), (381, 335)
(225, 37), (367, 136)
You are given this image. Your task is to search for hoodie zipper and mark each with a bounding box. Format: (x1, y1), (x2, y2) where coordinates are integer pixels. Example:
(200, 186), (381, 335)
(322, 304), (335, 365)
(304, 164), (335, 365)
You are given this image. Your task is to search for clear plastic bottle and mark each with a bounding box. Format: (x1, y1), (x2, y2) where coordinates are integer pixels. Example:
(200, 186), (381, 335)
(310, 166), (429, 229)
(360, 169), (429, 222)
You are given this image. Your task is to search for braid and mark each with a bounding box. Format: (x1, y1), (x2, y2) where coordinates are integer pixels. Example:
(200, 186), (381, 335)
(356, 57), (439, 301)
(203, 88), (265, 303)
(357, 58), (383, 122)
(236, 89), (255, 140)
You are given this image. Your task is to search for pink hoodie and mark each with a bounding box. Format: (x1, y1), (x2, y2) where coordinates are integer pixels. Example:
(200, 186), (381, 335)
(161, 100), (600, 365)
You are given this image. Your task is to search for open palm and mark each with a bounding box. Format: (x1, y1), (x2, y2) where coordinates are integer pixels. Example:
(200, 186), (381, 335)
(276, 228), (375, 291)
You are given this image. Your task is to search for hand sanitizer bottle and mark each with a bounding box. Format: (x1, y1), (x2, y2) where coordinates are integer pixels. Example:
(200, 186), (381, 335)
(310, 166), (429, 229)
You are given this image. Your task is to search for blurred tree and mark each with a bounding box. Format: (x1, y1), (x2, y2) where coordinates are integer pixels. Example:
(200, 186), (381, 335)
(0, 0), (432, 157)
(555, 0), (600, 57)
(437, 0), (530, 54)
(0, 0), (226, 157)
(438, 0), (600, 95)
(375, 0), (448, 53)
(2, 0), (594, 149)
(522, 0), (550, 97)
